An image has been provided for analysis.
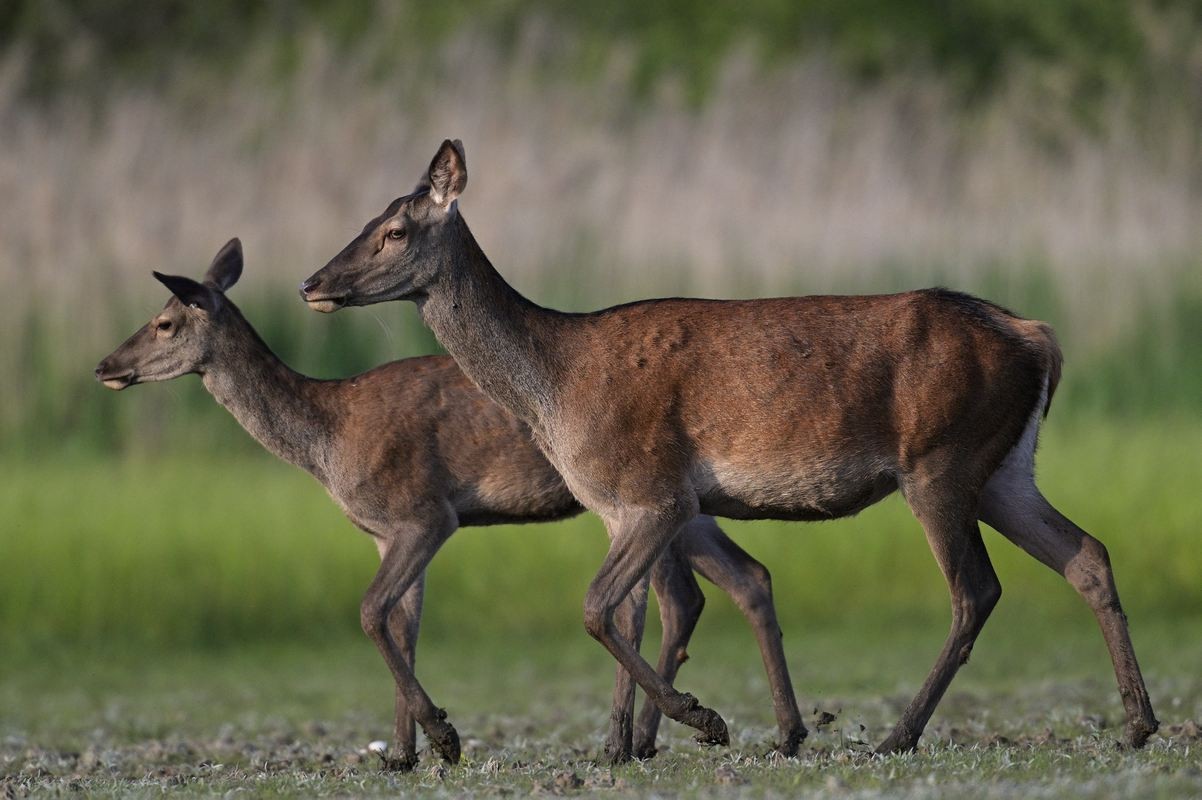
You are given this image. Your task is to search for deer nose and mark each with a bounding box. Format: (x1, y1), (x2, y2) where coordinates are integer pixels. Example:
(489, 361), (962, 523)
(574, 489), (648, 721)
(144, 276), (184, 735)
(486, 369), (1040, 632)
(94, 360), (108, 378)
(299, 276), (322, 298)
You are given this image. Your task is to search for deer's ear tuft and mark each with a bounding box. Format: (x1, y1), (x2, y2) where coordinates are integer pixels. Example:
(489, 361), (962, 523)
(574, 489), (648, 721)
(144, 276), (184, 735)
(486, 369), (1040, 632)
(205, 238), (243, 292)
(153, 271), (217, 312)
(426, 139), (467, 208)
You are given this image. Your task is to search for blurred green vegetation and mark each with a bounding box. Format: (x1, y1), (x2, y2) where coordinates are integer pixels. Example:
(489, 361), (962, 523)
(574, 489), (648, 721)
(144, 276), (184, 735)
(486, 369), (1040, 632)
(0, 0), (1178, 103)
(3, 416), (1199, 656)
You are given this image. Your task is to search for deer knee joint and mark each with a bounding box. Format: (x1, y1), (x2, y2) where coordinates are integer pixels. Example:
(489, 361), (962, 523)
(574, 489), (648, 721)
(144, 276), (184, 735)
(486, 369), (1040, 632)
(1068, 538), (1120, 611)
(583, 598), (613, 642)
(954, 579), (1000, 629)
(740, 564), (776, 619)
(1082, 536), (1113, 567)
(360, 597), (390, 640)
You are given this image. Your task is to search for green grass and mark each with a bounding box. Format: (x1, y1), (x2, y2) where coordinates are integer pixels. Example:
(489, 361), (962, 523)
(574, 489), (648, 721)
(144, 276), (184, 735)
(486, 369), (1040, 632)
(2, 416), (1200, 655)
(3, 417), (1200, 795)
(1, 621), (1200, 797)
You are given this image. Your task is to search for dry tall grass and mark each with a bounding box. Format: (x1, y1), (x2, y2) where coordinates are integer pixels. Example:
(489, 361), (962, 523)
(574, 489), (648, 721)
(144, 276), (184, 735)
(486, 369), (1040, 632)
(2, 27), (1200, 440)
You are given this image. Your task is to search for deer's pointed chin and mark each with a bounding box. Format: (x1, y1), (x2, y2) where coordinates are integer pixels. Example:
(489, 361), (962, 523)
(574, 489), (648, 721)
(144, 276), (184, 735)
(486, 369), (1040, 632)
(101, 376), (134, 391)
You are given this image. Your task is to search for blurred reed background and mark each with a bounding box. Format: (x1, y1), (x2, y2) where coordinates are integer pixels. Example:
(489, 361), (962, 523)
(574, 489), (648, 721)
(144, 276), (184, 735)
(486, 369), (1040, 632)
(1, 1), (1200, 657)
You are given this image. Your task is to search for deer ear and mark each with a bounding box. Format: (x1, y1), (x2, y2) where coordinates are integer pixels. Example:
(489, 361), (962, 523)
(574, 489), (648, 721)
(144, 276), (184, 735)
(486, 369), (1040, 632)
(204, 238), (243, 291)
(153, 271), (217, 312)
(425, 139), (467, 208)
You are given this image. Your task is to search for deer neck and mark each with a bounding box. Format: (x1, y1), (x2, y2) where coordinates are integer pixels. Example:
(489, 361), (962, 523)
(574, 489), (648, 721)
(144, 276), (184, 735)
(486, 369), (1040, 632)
(416, 216), (563, 426)
(201, 316), (332, 476)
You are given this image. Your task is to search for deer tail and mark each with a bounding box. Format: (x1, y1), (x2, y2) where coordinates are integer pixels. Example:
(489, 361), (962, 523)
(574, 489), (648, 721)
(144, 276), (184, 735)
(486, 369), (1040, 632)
(1014, 319), (1063, 418)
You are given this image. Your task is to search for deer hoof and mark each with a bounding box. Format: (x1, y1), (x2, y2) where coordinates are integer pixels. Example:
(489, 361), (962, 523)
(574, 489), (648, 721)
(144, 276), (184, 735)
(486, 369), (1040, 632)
(602, 741), (633, 765)
(632, 732), (658, 761)
(874, 730), (918, 755)
(633, 744), (657, 761)
(776, 726), (807, 758)
(601, 725), (632, 765)
(665, 692), (728, 747)
(1124, 718), (1158, 749)
(691, 707), (730, 747)
(425, 714), (461, 765)
(379, 753), (419, 773)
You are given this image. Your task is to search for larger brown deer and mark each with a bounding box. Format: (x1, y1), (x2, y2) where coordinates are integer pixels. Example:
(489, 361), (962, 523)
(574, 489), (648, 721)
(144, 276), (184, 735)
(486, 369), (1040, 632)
(94, 239), (804, 768)
(300, 139), (1159, 756)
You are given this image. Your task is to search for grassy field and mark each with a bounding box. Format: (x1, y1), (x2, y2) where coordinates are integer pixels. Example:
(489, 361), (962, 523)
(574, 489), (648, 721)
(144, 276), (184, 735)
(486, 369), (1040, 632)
(3, 416), (1200, 653)
(2, 620), (1200, 797)
(3, 415), (1201, 795)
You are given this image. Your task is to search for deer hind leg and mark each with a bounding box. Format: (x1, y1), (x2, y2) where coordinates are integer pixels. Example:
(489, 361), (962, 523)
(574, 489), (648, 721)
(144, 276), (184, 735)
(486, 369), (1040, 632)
(979, 455), (1158, 747)
(877, 483), (1002, 754)
(383, 572), (425, 771)
(585, 498), (729, 750)
(660, 515), (807, 757)
(632, 535), (706, 760)
(602, 572), (650, 764)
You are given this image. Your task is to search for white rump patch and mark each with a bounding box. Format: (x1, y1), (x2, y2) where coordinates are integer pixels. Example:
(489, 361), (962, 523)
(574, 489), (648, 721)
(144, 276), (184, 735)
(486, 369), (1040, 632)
(982, 377), (1048, 510)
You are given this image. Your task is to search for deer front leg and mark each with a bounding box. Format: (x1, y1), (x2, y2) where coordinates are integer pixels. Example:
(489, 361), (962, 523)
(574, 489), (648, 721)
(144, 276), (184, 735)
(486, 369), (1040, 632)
(585, 501), (729, 750)
(633, 538), (706, 760)
(362, 517), (461, 765)
(381, 572), (425, 772)
(602, 574), (650, 764)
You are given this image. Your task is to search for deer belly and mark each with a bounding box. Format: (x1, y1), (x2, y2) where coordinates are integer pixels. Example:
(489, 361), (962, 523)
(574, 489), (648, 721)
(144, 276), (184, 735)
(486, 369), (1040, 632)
(693, 458), (897, 521)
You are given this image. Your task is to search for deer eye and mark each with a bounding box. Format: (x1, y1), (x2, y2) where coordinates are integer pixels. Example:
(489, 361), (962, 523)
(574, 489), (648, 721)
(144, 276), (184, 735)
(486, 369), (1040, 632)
(387, 228), (405, 240)
(157, 319), (173, 332)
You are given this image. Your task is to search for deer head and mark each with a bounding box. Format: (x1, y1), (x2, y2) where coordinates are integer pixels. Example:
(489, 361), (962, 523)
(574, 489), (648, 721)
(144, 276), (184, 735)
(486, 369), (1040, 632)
(95, 238), (244, 389)
(299, 139), (467, 312)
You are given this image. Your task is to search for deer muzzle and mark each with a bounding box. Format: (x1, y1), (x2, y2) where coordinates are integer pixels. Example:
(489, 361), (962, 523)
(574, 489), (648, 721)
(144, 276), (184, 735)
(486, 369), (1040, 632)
(299, 276), (347, 313)
(94, 361), (136, 390)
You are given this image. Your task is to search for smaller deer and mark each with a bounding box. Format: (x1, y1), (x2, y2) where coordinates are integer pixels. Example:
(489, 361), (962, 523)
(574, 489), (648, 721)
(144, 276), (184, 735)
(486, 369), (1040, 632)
(95, 239), (804, 768)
